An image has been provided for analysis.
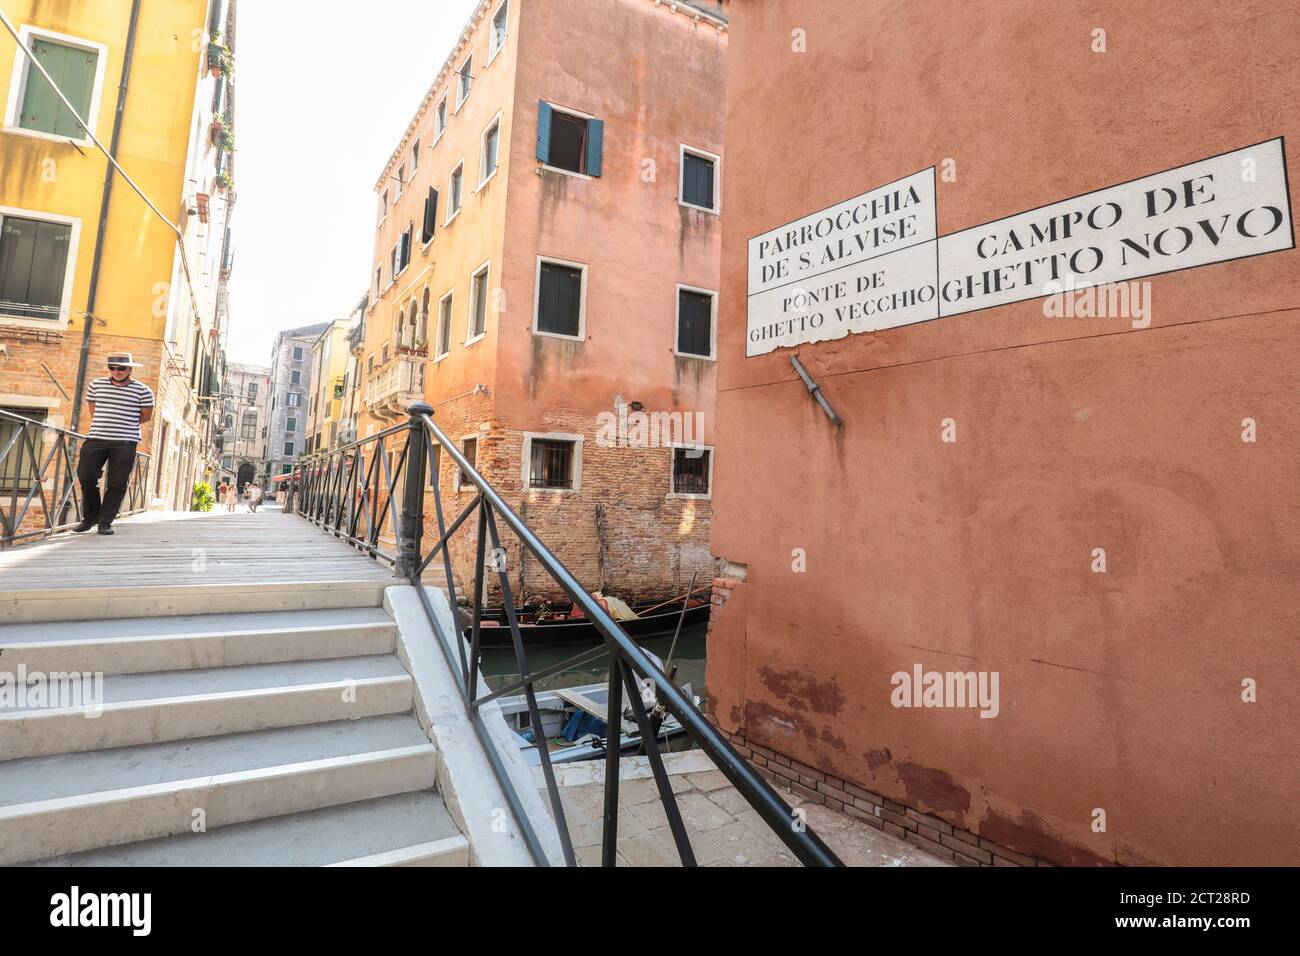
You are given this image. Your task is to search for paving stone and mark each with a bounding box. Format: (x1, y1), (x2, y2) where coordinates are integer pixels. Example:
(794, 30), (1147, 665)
(705, 785), (752, 816)
(675, 790), (735, 832)
(617, 832), (680, 867)
(684, 769), (731, 792)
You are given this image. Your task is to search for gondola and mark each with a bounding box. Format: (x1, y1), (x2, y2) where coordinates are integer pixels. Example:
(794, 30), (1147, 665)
(461, 595), (709, 647)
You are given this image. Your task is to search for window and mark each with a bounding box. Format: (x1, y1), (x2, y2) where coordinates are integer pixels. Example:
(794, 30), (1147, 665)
(247, 382), (258, 399)
(283, 441), (294, 456)
(534, 258), (584, 339)
(480, 116), (500, 185)
(468, 262), (490, 341)
(447, 163), (463, 221)
(419, 288), (430, 345)
(292, 346), (304, 360)
(490, 1), (509, 59)
(388, 243), (398, 282)
(240, 413), (257, 440)
(411, 141), (419, 172)
(375, 265), (382, 297)
(395, 226), (411, 275)
(680, 147), (719, 212)
(0, 214), (73, 320)
(671, 447), (712, 497)
(436, 291), (453, 358)
(527, 437), (578, 490)
(421, 187), (439, 244)
(676, 286), (716, 358)
(286, 417), (296, 432)
(366, 356), (374, 375)
(7, 31), (105, 141)
(434, 94), (448, 141)
(456, 54), (472, 109)
(458, 437), (477, 489)
(0, 406), (46, 492)
(396, 163), (405, 197)
(428, 444), (442, 489)
(536, 103), (602, 177)
(378, 189), (388, 223)
(287, 392), (301, 407)
(290, 370), (301, 385)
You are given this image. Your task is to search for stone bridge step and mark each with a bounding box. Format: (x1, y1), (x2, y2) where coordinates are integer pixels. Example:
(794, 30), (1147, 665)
(0, 606), (398, 675)
(0, 713), (439, 864)
(0, 654), (413, 760)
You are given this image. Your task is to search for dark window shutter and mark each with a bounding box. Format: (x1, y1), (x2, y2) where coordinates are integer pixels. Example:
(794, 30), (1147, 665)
(586, 118), (604, 177)
(538, 263), (581, 337)
(422, 188), (438, 242)
(683, 153), (715, 208)
(677, 289), (712, 356)
(536, 100), (552, 163)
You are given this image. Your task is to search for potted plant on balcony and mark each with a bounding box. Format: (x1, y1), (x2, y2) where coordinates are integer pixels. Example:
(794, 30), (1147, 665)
(215, 170), (234, 193)
(207, 40), (228, 77)
(210, 114), (233, 149)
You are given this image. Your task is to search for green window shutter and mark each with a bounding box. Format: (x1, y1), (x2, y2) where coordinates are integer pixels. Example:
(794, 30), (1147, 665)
(0, 216), (71, 319)
(536, 100), (551, 163)
(20, 40), (97, 138)
(585, 118), (603, 178)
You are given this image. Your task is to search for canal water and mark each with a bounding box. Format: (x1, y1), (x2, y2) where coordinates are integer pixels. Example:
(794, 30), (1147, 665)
(478, 621), (709, 702)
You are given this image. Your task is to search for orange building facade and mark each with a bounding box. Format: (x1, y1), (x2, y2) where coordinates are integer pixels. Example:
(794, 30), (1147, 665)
(706, 0), (1298, 866)
(359, 0), (729, 602)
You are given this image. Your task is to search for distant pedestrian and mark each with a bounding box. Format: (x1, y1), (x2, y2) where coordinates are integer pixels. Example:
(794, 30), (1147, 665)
(73, 353), (153, 536)
(247, 482), (263, 513)
(223, 480), (238, 512)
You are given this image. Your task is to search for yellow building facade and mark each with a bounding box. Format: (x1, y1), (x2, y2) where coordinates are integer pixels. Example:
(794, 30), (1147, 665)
(0, 0), (236, 514)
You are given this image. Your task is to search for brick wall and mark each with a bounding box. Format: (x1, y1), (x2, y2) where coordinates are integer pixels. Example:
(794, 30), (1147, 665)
(414, 396), (715, 606)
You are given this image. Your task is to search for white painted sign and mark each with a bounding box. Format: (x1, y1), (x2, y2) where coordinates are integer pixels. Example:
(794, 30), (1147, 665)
(746, 139), (1294, 355)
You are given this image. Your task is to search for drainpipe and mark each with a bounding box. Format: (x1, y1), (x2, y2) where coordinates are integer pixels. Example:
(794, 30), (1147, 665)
(70, 0), (143, 430)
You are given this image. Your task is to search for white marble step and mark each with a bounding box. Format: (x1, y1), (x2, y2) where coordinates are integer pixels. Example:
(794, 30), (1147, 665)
(0, 716), (441, 865)
(0, 580), (389, 624)
(0, 607), (398, 675)
(0, 655), (413, 760)
(25, 792), (466, 867)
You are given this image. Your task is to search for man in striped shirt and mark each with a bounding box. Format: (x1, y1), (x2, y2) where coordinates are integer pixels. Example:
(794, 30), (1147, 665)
(74, 353), (154, 535)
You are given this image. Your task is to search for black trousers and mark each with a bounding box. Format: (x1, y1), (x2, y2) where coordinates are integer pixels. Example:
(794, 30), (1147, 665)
(77, 438), (138, 526)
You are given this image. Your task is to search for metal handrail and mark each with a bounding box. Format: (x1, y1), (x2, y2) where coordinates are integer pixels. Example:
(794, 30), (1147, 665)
(290, 404), (842, 867)
(0, 408), (151, 548)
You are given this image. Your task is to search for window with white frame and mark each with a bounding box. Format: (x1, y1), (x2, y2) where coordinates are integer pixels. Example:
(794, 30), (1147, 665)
(395, 162), (405, 197)
(536, 102), (602, 177)
(679, 146), (720, 212)
(4, 27), (107, 142)
(480, 115), (500, 186)
(456, 53), (473, 109)
(468, 262), (490, 341)
(533, 257), (585, 339)
(447, 162), (464, 220)
(434, 94), (448, 141)
(378, 189), (388, 223)
(671, 446), (712, 497)
(0, 210), (76, 322)
(437, 290), (453, 358)
(675, 286), (716, 358)
(458, 437), (477, 489)
(490, 1), (509, 59)
(523, 433), (581, 491)
(411, 140), (419, 173)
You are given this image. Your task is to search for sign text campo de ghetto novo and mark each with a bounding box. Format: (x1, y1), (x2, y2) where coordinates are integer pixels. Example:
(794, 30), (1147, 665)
(745, 138), (1294, 356)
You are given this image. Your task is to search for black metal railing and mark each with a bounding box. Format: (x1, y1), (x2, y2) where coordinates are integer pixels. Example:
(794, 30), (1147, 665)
(291, 404), (841, 867)
(0, 409), (151, 548)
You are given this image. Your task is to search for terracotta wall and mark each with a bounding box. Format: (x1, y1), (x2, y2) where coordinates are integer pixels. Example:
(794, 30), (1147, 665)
(708, 0), (1299, 866)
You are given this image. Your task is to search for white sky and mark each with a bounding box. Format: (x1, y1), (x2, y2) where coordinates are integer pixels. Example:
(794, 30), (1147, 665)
(223, 0), (480, 366)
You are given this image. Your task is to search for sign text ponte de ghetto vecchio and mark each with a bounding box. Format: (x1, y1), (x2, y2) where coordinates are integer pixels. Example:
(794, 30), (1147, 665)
(745, 138), (1294, 356)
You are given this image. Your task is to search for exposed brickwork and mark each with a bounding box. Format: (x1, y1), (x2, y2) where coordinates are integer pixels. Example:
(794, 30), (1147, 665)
(413, 395), (715, 605)
(706, 718), (1060, 868)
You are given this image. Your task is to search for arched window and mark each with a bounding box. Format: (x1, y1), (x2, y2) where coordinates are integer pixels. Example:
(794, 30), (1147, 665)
(406, 300), (418, 348)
